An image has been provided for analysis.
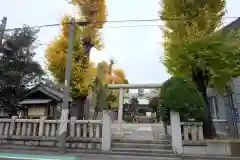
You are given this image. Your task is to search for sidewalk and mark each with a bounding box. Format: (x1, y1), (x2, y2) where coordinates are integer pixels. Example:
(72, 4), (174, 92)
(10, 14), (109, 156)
(0, 152), (78, 160)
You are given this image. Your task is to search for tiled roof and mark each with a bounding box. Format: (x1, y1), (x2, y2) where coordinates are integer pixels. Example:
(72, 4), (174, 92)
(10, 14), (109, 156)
(18, 99), (52, 105)
(22, 83), (72, 102)
(223, 18), (240, 30)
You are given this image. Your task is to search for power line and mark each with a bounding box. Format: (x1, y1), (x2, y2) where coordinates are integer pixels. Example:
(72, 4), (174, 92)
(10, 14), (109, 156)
(34, 21), (236, 48)
(105, 22), (232, 29)
(3, 16), (240, 32)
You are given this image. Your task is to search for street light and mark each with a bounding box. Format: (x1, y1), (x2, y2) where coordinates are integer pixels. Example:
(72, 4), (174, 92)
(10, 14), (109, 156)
(58, 18), (90, 153)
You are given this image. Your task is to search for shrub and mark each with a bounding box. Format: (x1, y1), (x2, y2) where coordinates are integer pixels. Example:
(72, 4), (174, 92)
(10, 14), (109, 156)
(159, 77), (207, 124)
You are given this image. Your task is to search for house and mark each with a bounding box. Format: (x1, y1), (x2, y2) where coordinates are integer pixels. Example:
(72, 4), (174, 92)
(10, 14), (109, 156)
(207, 77), (240, 136)
(207, 18), (240, 136)
(18, 83), (72, 119)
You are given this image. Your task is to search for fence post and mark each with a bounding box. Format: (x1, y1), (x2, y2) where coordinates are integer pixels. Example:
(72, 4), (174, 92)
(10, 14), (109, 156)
(9, 116), (17, 136)
(198, 123), (204, 140)
(170, 111), (183, 154)
(38, 117), (46, 136)
(101, 111), (111, 151)
(70, 117), (76, 137)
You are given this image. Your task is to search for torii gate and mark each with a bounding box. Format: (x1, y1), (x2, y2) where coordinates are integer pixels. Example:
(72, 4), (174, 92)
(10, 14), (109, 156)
(107, 83), (183, 154)
(107, 83), (161, 128)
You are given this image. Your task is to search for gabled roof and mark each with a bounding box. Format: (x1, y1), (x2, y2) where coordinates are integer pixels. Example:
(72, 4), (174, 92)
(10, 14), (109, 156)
(19, 99), (52, 105)
(224, 18), (240, 30)
(22, 83), (72, 102)
(222, 18), (240, 33)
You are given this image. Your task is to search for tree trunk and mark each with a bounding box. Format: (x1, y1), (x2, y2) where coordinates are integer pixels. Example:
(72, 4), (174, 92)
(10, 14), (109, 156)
(93, 110), (98, 120)
(71, 96), (86, 120)
(82, 39), (94, 120)
(192, 69), (216, 139)
(83, 38), (94, 59)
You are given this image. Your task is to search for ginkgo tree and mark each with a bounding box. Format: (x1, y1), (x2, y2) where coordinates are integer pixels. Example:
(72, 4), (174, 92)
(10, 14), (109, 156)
(46, 0), (107, 119)
(45, 18), (128, 116)
(45, 16), (97, 97)
(70, 0), (107, 58)
(161, 0), (240, 138)
(45, 14), (103, 119)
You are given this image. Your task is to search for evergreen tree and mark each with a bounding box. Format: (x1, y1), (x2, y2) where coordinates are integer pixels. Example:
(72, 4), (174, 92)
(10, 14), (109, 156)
(0, 26), (44, 114)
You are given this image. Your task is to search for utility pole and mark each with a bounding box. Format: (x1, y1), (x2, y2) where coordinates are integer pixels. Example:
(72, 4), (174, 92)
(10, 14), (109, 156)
(58, 18), (90, 153)
(59, 18), (75, 153)
(0, 17), (7, 51)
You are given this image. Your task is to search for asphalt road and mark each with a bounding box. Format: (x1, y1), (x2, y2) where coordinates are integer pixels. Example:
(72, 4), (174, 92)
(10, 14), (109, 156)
(0, 154), (180, 160)
(0, 149), (180, 160)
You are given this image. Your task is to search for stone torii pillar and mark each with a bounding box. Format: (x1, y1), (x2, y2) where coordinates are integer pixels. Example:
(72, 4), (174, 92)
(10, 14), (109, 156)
(118, 88), (124, 132)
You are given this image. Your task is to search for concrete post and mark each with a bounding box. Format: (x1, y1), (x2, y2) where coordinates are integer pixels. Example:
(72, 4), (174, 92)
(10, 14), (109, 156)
(70, 117), (76, 137)
(118, 88), (124, 132)
(38, 116), (46, 136)
(101, 111), (111, 151)
(9, 116), (17, 136)
(170, 111), (183, 154)
(59, 18), (75, 153)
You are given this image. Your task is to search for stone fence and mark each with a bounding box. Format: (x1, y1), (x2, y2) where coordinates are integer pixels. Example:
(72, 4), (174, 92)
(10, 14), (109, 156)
(170, 111), (205, 155)
(166, 121), (204, 141)
(181, 122), (203, 141)
(0, 112), (111, 151)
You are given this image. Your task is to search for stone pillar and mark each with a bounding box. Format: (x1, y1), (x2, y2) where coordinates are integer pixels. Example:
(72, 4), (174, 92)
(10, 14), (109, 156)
(170, 111), (183, 155)
(101, 111), (111, 151)
(70, 117), (76, 137)
(38, 116), (46, 136)
(9, 116), (17, 136)
(118, 88), (124, 132)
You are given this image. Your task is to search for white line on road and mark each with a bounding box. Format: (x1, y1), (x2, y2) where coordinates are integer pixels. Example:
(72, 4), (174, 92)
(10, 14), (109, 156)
(0, 155), (54, 160)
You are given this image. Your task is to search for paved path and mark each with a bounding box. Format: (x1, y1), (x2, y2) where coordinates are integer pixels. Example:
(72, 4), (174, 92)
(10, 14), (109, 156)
(111, 123), (166, 140)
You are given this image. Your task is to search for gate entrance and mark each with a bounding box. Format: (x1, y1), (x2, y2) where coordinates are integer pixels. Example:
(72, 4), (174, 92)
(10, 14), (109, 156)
(107, 83), (167, 141)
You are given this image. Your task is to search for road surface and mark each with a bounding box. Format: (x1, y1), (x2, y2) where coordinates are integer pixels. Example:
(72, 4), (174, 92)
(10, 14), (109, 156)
(0, 149), (180, 160)
(0, 150), (237, 160)
(0, 152), (179, 160)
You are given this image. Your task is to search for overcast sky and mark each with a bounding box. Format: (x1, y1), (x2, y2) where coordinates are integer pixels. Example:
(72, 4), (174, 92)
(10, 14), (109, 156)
(0, 0), (239, 84)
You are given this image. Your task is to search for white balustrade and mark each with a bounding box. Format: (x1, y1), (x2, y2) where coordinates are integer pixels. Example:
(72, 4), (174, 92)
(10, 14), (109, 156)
(0, 113), (111, 151)
(181, 122), (204, 141)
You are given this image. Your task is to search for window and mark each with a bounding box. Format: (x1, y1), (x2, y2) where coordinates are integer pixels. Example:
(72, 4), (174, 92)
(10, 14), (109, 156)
(209, 96), (220, 119)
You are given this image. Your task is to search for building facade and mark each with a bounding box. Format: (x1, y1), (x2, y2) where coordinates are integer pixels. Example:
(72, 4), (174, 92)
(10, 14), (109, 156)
(206, 17), (240, 136)
(207, 77), (240, 136)
(18, 83), (72, 119)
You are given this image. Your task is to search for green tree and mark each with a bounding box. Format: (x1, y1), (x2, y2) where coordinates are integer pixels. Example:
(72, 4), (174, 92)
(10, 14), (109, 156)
(125, 97), (139, 123)
(106, 61), (129, 109)
(0, 27), (44, 115)
(160, 0), (240, 138)
(149, 96), (161, 122)
(90, 61), (129, 119)
(90, 61), (109, 119)
(159, 77), (206, 125)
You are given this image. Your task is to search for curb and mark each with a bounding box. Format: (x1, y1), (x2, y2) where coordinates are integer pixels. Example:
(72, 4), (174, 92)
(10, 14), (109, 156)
(0, 145), (240, 159)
